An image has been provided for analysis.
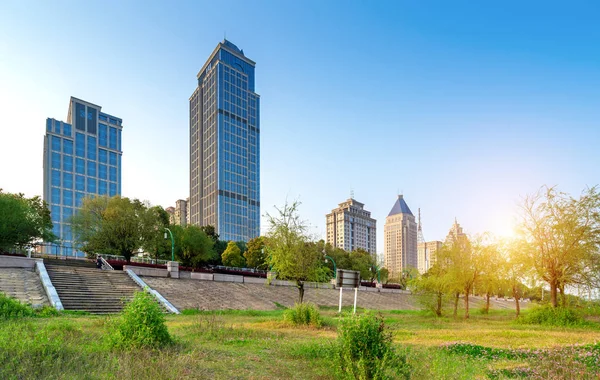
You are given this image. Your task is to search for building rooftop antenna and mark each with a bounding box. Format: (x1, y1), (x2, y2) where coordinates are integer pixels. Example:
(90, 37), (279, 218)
(350, 188), (354, 199)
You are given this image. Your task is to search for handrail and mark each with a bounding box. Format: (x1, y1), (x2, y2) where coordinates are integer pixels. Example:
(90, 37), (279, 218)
(98, 253), (178, 266)
(99, 255), (113, 270)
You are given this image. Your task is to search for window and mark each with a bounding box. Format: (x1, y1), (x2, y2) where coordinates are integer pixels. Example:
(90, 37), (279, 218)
(75, 192), (84, 207)
(75, 175), (85, 191)
(63, 190), (73, 206)
(109, 183), (117, 197)
(63, 139), (73, 155)
(109, 166), (116, 182)
(109, 127), (117, 149)
(75, 158), (85, 174)
(87, 161), (96, 177)
(75, 133), (85, 157)
(98, 164), (107, 179)
(51, 187), (60, 204)
(87, 107), (97, 134)
(63, 155), (73, 172)
(51, 170), (60, 187)
(51, 205), (61, 219)
(63, 172), (73, 188)
(54, 120), (61, 134)
(109, 117), (118, 125)
(51, 152), (61, 169)
(63, 123), (72, 136)
(51, 136), (61, 152)
(99, 149), (107, 163)
(75, 103), (86, 131)
(46, 119), (52, 132)
(109, 151), (117, 166)
(63, 207), (73, 220)
(87, 178), (96, 193)
(98, 124), (108, 147)
(98, 180), (107, 195)
(99, 114), (108, 122)
(87, 136), (96, 160)
(117, 129), (121, 150)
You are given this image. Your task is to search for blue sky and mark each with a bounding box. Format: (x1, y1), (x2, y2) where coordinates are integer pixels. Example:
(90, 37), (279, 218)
(1, 1), (599, 253)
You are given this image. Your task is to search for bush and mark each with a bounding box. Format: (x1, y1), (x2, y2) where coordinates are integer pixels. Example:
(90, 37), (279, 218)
(107, 291), (172, 349)
(334, 312), (411, 379)
(283, 302), (322, 327)
(519, 305), (587, 327)
(0, 292), (35, 318)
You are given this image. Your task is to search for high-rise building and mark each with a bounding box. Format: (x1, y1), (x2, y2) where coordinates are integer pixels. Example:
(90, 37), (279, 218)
(165, 207), (175, 225)
(174, 199), (187, 226)
(383, 195), (417, 278)
(417, 240), (443, 274)
(189, 39), (260, 242)
(43, 97), (123, 256)
(446, 218), (467, 243)
(325, 198), (376, 255)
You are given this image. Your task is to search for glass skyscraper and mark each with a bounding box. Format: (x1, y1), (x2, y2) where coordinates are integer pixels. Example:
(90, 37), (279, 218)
(189, 40), (260, 242)
(43, 97), (123, 256)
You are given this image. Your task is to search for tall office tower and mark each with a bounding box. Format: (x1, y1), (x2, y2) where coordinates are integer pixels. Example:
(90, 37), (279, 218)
(383, 195), (417, 278)
(165, 207), (176, 225)
(174, 199), (188, 226)
(325, 198), (377, 255)
(189, 40), (260, 242)
(43, 97), (123, 256)
(185, 197), (190, 226)
(446, 218), (467, 243)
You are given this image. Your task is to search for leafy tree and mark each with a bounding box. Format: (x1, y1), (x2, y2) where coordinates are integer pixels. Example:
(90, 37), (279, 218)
(0, 190), (57, 251)
(476, 239), (502, 314)
(502, 239), (531, 317)
(411, 263), (452, 316)
(179, 226), (214, 268)
(244, 236), (267, 269)
(71, 196), (150, 263)
(141, 206), (171, 261)
(266, 201), (327, 303)
(520, 186), (600, 308)
(349, 249), (377, 281)
(222, 241), (246, 268)
(379, 267), (389, 284)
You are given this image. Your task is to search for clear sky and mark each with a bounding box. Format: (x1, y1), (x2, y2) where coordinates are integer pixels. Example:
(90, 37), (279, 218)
(1, 1), (599, 254)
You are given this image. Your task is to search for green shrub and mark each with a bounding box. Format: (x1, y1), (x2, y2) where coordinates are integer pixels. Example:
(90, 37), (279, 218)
(107, 291), (172, 349)
(334, 312), (411, 379)
(519, 305), (587, 327)
(283, 302), (322, 327)
(0, 292), (35, 318)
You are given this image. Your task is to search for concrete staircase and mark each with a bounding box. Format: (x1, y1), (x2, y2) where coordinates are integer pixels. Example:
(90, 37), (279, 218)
(44, 260), (141, 314)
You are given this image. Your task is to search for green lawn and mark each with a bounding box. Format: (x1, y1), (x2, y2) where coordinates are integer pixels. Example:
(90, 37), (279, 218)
(1, 307), (600, 379)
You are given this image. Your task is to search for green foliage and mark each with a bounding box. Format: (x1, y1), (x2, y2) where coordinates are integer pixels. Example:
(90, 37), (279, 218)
(180, 225), (215, 268)
(283, 302), (322, 327)
(443, 342), (526, 360)
(244, 236), (267, 269)
(142, 206), (172, 260)
(334, 312), (411, 379)
(221, 241), (246, 268)
(0, 190), (57, 251)
(518, 305), (587, 327)
(0, 292), (35, 318)
(107, 291), (172, 349)
(266, 201), (328, 303)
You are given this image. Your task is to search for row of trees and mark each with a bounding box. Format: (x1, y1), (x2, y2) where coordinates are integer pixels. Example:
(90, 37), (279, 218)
(413, 186), (600, 318)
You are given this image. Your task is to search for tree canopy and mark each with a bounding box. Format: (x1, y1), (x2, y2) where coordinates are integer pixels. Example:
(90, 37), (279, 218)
(222, 241), (246, 268)
(0, 190), (57, 251)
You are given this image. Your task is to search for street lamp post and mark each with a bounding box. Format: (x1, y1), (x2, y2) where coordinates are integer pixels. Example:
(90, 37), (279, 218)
(164, 228), (174, 262)
(323, 250), (337, 279)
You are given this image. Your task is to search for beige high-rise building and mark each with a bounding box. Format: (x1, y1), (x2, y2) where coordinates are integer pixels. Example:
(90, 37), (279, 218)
(446, 218), (467, 243)
(384, 195), (418, 279)
(175, 199), (188, 226)
(165, 207), (175, 225)
(417, 240), (443, 274)
(326, 198), (376, 255)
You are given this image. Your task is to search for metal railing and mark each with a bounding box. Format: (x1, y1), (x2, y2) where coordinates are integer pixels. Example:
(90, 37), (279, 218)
(98, 253), (176, 266)
(97, 255), (114, 270)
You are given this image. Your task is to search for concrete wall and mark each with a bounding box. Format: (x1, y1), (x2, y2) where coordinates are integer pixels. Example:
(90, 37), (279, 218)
(124, 265), (168, 277)
(0, 255), (36, 268)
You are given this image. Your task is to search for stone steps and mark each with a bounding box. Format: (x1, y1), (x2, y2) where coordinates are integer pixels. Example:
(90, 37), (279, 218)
(45, 263), (141, 314)
(0, 268), (49, 308)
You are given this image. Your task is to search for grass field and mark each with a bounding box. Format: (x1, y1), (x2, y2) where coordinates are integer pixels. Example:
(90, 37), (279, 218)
(1, 306), (600, 379)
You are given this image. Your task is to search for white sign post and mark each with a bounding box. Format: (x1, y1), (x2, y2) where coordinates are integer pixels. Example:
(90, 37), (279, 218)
(336, 269), (361, 314)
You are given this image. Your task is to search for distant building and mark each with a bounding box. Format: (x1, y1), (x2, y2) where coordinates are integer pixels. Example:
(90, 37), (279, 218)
(165, 207), (175, 225)
(185, 197), (190, 226)
(326, 198), (376, 255)
(189, 39), (260, 242)
(417, 240), (443, 274)
(384, 195), (417, 278)
(174, 199), (187, 226)
(43, 97), (123, 256)
(446, 218), (467, 243)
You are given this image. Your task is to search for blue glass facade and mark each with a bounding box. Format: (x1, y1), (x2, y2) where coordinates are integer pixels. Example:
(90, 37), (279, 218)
(190, 40), (260, 242)
(43, 97), (123, 256)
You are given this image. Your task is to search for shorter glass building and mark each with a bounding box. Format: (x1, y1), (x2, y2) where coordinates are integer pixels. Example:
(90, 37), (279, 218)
(42, 97), (123, 256)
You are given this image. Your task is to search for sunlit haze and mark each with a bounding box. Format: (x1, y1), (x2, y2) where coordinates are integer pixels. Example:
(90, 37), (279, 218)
(1, 1), (599, 254)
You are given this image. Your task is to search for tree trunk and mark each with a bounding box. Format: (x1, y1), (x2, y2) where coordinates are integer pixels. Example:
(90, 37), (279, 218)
(550, 280), (558, 308)
(436, 291), (443, 317)
(464, 289), (470, 319)
(514, 285), (521, 318)
(559, 284), (566, 307)
(297, 281), (305, 303)
(484, 293), (491, 314)
(453, 292), (459, 318)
